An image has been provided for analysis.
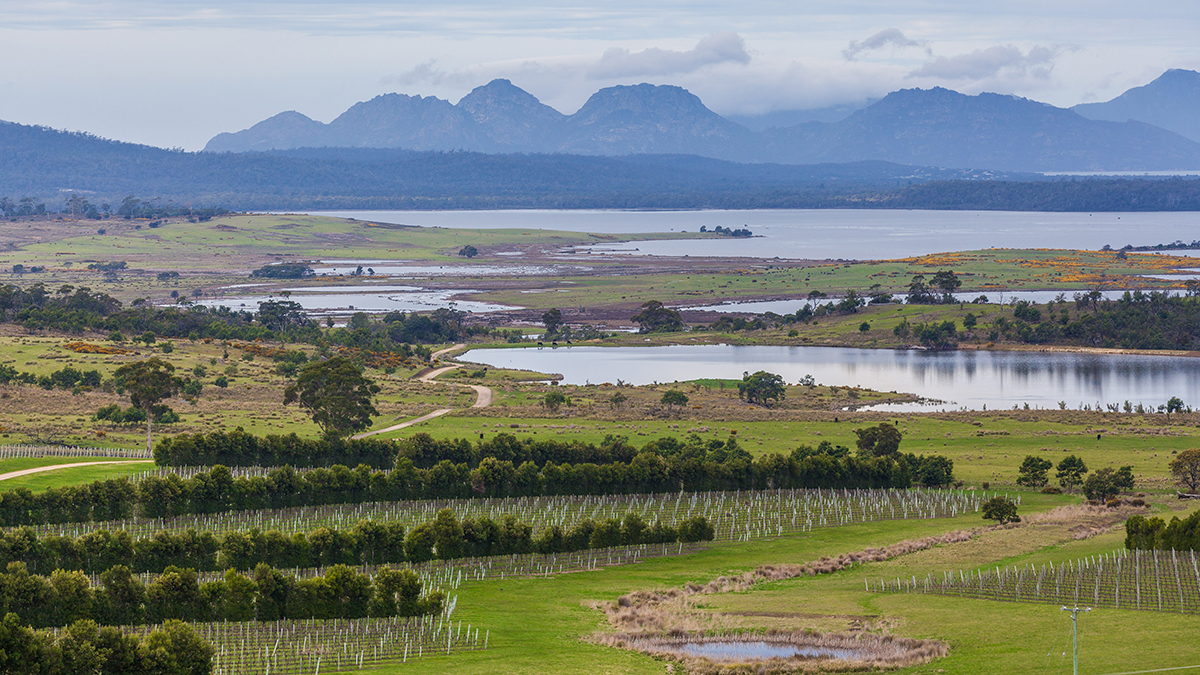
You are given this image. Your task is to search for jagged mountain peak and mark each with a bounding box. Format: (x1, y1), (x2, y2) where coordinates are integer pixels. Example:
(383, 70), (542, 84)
(456, 79), (564, 150)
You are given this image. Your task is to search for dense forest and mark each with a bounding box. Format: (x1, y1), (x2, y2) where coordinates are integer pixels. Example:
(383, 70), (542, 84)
(6, 120), (1200, 211)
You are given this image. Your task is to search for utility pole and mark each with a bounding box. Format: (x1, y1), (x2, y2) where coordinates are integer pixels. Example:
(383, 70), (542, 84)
(1061, 605), (1092, 675)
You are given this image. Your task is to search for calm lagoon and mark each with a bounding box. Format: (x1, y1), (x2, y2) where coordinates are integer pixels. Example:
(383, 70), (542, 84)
(307, 209), (1200, 260)
(464, 344), (1200, 411)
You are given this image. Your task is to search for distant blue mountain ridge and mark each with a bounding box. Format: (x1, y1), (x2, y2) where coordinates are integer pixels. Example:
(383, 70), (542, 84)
(203, 73), (1200, 172)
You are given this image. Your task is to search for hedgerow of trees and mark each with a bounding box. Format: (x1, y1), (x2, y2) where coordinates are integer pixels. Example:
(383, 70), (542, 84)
(0, 560), (439, 629)
(0, 432), (955, 528)
(1126, 509), (1200, 551)
(0, 511), (713, 577)
(0, 616), (213, 675)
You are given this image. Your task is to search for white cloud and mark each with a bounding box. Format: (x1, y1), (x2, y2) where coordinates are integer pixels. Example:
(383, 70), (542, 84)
(586, 32), (751, 79)
(908, 44), (1067, 81)
(843, 29), (930, 60)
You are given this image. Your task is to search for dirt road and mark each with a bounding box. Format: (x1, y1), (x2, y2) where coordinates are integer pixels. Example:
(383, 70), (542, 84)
(352, 351), (492, 439)
(0, 460), (154, 482)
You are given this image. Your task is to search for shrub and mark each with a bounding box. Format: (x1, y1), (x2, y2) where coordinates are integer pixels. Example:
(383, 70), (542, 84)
(1040, 486), (1063, 494)
(981, 496), (1020, 524)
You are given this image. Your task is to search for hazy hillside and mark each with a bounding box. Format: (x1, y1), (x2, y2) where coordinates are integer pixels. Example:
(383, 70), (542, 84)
(7, 117), (1200, 212)
(759, 87), (1200, 171)
(0, 119), (1021, 209)
(1073, 69), (1200, 143)
(205, 77), (1200, 172)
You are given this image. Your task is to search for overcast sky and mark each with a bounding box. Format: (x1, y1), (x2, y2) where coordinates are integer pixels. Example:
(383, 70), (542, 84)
(2, 1), (1197, 150)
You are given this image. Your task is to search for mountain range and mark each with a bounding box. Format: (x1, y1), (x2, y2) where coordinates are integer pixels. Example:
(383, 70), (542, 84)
(1073, 69), (1200, 143)
(10, 117), (1200, 213)
(205, 72), (1200, 172)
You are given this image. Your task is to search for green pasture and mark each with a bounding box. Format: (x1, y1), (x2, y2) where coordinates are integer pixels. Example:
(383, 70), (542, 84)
(0, 213), (698, 277)
(0, 456), (145, 476)
(348, 491), (1200, 675)
(386, 411), (1193, 487)
(0, 460), (154, 492)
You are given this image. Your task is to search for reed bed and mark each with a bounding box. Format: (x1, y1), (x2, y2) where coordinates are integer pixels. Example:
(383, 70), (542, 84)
(881, 548), (1200, 614)
(26, 488), (983, 543)
(0, 443), (149, 460)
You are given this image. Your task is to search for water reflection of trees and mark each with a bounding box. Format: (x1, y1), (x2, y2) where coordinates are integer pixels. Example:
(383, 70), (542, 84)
(468, 344), (1200, 410)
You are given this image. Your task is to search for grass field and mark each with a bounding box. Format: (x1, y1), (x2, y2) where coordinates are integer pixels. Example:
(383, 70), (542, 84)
(376, 408), (1193, 488)
(335, 492), (1200, 675)
(0, 460), (154, 492)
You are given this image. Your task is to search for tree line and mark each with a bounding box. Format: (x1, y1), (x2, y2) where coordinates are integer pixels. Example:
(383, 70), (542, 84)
(0, 429), (951, 527)
(988, 291), (1200, 350)
(1125, 510), (1200, 552)
(0, 616), (213, 675)
(0, 560), (439, 630)
(0, 511), (714, 576)
(155, 430), (399, 468)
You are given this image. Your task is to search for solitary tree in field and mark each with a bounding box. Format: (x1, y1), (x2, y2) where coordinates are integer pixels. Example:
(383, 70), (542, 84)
(1166, 396), (1186, 419)
(114, 358), (183, 453)
(542, 391), (569, 412)
(982, 496), (1020, 524)
(1084, 466), (1135, 501)
(542, 308), (563, 336)
(283, 356), (380, 438)
(1017, 455), (1053, 487)
(1056, 455), (1088, 491)
(608, 391), (628, 410)
(660, 390), (689, 408)
(630, 301), (684, 333)
(1170, 449), (1200, 493)
(457, 245), (478, 258)
(738, 370), (786, 406)
(853, 422), (903, 457)
(931, 270), (961, 303)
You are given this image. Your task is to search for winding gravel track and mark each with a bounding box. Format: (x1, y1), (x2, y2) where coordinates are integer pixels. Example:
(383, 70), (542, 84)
(352, 344), (492, 439)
